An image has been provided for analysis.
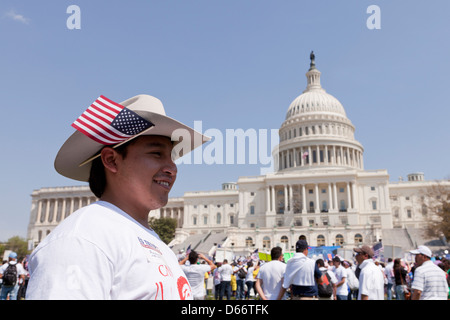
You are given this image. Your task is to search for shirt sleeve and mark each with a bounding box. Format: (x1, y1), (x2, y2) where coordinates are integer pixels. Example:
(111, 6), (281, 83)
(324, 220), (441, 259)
(411, 268), (424, 291)
(26, 236), (114, 300)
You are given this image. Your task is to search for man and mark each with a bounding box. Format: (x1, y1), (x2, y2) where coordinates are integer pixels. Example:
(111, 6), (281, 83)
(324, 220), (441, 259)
(278, 240), (323, 300)
(233, 259), (247, 300)
(26, 94), (208, 300)
(0, 252), (26, 300)
(255, 247), (286, 300)
(384, 258), (394, 300)
(353, 245), (384, 300)
(179, 250), (216, 300)
(218, 259), (233, 300)
(332, 256), (349, 300)
(409, 245), (448, 300)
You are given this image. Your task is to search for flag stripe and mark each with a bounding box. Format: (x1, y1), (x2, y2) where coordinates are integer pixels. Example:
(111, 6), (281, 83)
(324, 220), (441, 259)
(82, 108), (131, 139)
(73, 117), (126, 143)
(72, 120), (122, 145)
(78, 113), (131, 141)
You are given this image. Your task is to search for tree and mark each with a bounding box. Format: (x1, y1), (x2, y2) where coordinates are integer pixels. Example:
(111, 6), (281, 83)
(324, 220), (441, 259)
(148, 217), (177, 245)
(421, 182), (450, 241)
(0, 236), (30, 260)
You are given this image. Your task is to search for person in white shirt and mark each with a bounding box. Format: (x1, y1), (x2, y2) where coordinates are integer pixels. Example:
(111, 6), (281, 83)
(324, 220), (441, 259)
(179, 250), (216, 300)
(353, 245), (385, 300)
(255, 247), (286, 300)
(0, 252), (27, 300)
(26, 94), (208, 300)
(332, 256), (349, 300)
(410, 245), (448, 300)
(384, 258), (394, 300)
(218, 259), (233, 300)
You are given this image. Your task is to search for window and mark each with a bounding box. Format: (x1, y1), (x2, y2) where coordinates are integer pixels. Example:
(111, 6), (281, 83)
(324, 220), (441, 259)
(354, 234), (363, 244)
(335, 234), (344, 246)
(370, 186), (375, 191)
(321, 201), (328, 212)
(309, 189), (313, 194)
(281, 236), (289, 246)
(309, 201), (315, 213)
(317, 235), (325, 246)
(246, 237), (253, 247)
(321, 189), (326, 193)
(193, 216), (197, 225)
(203, 216), (208, 225)
(339, 188), (345, 193)
(230, 215), (234, 225)
(216, 213), (221, 224)
(263, 236), (271, 248)
(250, 206), (255, 215)
(372, 201), (377, 210)
(407, 209), (412, 218)
(340, 200), (346, 212)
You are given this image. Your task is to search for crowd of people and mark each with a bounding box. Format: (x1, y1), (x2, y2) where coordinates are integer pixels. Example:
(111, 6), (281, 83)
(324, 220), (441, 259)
(178, 240), (450, 301)
(1, 241), (449, 300)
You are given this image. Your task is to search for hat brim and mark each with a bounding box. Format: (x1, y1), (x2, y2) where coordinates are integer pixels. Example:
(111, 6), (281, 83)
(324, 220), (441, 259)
(55, 111), (209, 182)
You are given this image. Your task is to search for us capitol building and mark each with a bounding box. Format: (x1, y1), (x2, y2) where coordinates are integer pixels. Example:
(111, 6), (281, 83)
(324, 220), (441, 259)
(27, 54), (449, 258)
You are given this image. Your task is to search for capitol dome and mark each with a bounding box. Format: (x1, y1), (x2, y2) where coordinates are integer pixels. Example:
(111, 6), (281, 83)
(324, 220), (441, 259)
(275, 52), (364, 172)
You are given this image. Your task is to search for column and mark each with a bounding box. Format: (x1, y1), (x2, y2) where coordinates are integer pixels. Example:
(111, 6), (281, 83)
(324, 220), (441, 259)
(289, 184), (293, 213)
(293, 148), (298, 167)
(284, 185), (288, 213)
(324, 145), (329, 165)
(308, 146), (312, 166)
(333, 146), (336, 165)
(271, 185), (276, 213)
(347, 182), (352, 211)
(300, 146), (304, 166)
(328, 184), (333, 212)
(333, 183), (338, 211)
(302, 184), (306, 214)
(266, 186), (270, 212)
(36, 200), (42, 224)
(351, 182), (358, 211)
(316, 145), (320, 165)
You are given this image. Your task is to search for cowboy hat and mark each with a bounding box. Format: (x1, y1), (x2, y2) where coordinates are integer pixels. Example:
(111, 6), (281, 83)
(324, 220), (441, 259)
(54, 94), (210, 182)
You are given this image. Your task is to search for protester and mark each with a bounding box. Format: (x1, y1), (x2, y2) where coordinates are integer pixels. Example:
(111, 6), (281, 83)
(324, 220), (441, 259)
(278, 240), (323, 300)
(409, 245), (448, 300)
(316, 258), (337, 300)
(332, 256), (349, 300)
(218, 259), (233, 300)
(343, 260), (359, 300)
(26, 94), (208, 300)
(213, 262), (222, 300)
(0, 252), (27, 300)
(384, 258), (395, 300)
(255, 247), (286, 300)
(393, 258), (408, 300)
(233, 259), (246, 300)
(179, 250), (216, 300)
(244, 261), (256, 299)
(353, 245), (385, 300)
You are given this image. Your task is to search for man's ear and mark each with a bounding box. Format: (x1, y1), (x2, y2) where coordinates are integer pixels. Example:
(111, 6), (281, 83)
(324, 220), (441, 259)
(100, 147), (119, 174)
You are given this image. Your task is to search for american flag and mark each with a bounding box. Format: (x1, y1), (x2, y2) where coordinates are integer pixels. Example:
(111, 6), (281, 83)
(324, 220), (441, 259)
(72, 95), (154, 145)
(302, 151), (309, 159)
(186, 244), (191, 254)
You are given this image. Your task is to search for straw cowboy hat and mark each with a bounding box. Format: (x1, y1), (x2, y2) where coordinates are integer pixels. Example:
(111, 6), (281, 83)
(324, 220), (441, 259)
(54, 94), (209, 182)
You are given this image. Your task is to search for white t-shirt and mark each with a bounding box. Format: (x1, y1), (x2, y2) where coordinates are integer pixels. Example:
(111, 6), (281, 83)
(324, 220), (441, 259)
(334, 265), (349, 296)
(256, 260), (286, 300)
(357, 259), (385, 300)
(218, 264), (233, 281)
(26, 201), (193, 300)
(180, 264), (211, 299)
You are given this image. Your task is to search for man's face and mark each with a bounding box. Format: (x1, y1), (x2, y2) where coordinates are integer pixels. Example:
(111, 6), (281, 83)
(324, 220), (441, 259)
(414, 254), (426, 267)
(114, 135), (177, 213)
(355, 252), (367, 265)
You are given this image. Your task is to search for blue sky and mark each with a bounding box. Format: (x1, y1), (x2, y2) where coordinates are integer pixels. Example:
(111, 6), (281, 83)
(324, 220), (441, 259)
(1, 0), (449, 241)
